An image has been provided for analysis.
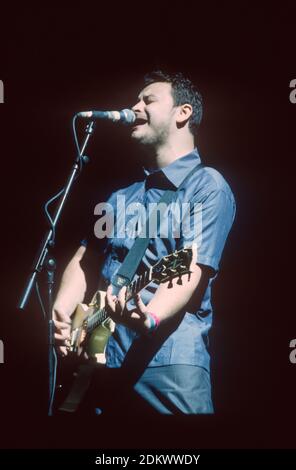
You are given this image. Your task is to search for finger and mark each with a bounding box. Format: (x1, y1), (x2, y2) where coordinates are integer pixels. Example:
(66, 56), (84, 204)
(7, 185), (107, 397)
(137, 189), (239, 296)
(129, 311), (142, 320)
(54, 332), (70, 341)
(54, 320), (71, 330)
(118, 286), (127, 312)
(135, 293), (147, 317)
(64, 338), (71, 348)
(58, 346), (68, 357)
(53, 311), (71, 323)
(106, 285), (117, 312)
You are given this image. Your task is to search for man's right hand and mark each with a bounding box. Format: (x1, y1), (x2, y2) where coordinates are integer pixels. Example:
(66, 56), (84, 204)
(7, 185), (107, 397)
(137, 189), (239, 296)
(51, 245), (87, 356)
(53, 306), (72, 356)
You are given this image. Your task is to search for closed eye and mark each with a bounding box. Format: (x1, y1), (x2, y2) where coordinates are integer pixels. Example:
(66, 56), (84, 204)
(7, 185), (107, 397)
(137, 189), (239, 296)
(143, 95), (157, 104)
(132, 93), (157, 109)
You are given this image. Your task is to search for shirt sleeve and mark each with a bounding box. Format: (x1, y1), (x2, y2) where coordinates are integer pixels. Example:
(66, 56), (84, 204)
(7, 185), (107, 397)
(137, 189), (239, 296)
(176, 187), (236, 276)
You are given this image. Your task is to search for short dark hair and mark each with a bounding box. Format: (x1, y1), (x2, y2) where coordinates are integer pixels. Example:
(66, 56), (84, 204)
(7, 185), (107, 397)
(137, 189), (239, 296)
(143, 70), (203, 136)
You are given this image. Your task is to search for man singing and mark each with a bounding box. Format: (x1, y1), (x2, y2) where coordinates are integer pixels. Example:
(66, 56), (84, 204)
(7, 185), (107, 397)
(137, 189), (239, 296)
(53, 71), (236, 414)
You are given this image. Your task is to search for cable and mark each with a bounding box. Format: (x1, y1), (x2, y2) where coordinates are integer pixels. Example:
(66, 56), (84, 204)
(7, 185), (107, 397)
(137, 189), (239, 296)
(48, 347), (57, 416)
(35, 282), (46, 319)
(43, 115), (84, 244)
(35, 281), (58, 416)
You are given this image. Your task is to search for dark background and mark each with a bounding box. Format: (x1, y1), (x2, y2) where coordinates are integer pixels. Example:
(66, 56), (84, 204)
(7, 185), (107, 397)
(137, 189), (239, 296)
(0, 2), (295, 449)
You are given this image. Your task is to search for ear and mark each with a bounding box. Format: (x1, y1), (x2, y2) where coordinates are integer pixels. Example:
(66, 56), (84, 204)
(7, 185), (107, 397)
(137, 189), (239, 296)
(175, 103), (193, 125)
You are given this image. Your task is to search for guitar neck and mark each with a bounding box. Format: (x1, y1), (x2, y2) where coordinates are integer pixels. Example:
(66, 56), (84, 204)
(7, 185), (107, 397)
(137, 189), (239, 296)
(126, 266), (153, 300)
(85, 246), (194, 334)
(86, 267), (152, 333)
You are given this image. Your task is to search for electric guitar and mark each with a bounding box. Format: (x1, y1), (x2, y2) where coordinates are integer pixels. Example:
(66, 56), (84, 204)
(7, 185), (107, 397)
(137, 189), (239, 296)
(68, 245), (196, 363)
(57, 245), (196, 412)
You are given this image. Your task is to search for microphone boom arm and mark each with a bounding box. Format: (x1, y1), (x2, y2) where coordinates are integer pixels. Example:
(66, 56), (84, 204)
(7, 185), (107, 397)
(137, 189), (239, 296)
(18, 120), (95, 310)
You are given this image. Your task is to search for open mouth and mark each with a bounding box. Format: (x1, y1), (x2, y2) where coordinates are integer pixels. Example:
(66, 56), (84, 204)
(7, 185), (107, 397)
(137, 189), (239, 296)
(132, 117), (148, 128)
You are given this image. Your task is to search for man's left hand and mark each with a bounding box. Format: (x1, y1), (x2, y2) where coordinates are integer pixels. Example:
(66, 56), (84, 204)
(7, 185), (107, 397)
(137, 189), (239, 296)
(106, 285), (156, 334)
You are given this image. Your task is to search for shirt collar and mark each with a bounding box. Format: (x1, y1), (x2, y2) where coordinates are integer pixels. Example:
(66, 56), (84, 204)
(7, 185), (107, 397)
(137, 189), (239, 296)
(143, 148), (201, 190)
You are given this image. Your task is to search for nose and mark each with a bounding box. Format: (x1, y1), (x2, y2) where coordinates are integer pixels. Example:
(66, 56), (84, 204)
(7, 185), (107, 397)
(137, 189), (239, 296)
(132, 99), (144, 114)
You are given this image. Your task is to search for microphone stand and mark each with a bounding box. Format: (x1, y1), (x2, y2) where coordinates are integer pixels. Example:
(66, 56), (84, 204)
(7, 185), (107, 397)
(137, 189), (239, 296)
(18, 120), (95, 416)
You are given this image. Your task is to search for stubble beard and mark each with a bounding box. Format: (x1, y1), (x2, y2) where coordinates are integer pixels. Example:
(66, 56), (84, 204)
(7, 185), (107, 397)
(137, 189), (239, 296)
(132, 122), (170, 152)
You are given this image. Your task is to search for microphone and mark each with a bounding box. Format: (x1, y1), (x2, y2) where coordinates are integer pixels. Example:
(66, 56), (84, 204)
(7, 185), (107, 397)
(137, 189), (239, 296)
(76, 108), (136, 124)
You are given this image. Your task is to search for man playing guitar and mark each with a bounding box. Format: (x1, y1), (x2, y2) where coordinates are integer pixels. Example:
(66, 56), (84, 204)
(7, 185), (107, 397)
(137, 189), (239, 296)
(53, 71), (236, 415)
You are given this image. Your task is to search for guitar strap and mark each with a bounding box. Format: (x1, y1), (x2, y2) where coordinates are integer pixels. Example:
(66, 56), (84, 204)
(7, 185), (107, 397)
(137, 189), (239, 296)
(111, 162), (204, 293)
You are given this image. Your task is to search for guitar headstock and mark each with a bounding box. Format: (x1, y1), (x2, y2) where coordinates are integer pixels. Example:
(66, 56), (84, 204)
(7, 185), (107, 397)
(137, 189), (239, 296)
(151, 244), (196, 286)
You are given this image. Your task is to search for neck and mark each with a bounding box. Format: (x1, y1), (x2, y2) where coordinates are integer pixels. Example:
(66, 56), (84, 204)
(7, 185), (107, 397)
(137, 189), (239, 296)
(144, 134), (195, 170)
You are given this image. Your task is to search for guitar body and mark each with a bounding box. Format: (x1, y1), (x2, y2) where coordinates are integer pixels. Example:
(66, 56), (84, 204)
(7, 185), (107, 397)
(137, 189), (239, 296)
(56, 291), (114, 413)
(70, 290), (115, 364)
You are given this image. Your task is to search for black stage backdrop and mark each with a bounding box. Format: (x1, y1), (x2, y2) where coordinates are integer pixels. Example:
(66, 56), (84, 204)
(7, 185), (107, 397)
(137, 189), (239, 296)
(0, 2), (295, 451)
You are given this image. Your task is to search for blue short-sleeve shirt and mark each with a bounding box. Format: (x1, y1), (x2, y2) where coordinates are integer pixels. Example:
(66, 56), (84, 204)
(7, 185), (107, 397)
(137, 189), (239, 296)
(92, 149), (236, 371)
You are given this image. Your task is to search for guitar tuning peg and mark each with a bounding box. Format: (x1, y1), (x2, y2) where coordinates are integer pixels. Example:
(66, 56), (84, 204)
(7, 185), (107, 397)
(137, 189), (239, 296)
(177, 275), (183, 285)
(168, 277), (173, 289)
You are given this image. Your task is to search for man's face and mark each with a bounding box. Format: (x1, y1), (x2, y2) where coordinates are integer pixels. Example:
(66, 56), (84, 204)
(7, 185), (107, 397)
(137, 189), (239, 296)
(130, 82), (177, 147)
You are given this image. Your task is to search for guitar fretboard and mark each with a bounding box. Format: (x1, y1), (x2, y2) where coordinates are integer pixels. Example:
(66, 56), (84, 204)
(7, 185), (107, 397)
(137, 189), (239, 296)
(86, 267), (152, 333)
